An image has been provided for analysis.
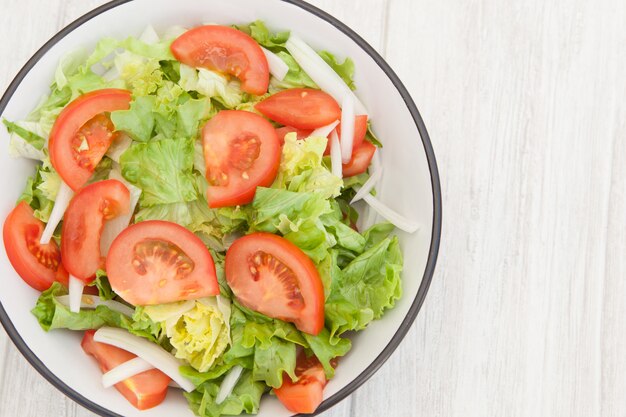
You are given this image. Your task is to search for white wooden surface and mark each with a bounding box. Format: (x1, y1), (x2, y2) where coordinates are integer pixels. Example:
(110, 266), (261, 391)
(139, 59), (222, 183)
(1, 0), (625, 416)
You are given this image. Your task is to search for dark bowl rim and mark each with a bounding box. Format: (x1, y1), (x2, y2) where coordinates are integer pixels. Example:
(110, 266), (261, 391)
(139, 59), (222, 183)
(0, 0), (442, 416)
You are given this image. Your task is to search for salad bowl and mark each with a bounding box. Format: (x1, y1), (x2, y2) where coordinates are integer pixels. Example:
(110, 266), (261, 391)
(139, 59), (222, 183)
(0, 0), (442, 416)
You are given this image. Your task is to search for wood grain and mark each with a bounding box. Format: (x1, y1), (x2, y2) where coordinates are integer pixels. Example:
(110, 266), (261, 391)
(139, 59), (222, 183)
(2, 0), (626, 416)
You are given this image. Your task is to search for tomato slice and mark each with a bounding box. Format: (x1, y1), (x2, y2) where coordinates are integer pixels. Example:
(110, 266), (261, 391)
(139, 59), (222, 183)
(342, 141), (377, 177)
(225, 233), (324, 335)
(171, 25), (269, 95)
(275, 352), (328, 414)
(106, 220), (219, 306)
(324, 115), (368, 155)
(275, 126), (312, 145)
(81, 330), (170, 410)
(202, 110), (281, 208)
(61, 179), (130, 281)
(2, 202), (68, 291)
(49, 89), (131, 191)
(255, 88), (341, 130)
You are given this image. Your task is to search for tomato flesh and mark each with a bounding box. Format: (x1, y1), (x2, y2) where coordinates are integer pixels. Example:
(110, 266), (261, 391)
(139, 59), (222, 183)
(171, 25), (269, 95)
(275, 352), (328, 414)
(275, 126), (312, 145)
(255, 88), (341, 130)
(3, 202), (68, 291)
(81, 330), (170, 410)
(106, 220), (219, 306)
(342, 141), (377, 177)
(225, 233), (325, 335)
(61, 179), (130, 281)
(324, 115), (368, 155)
(202, 110), (281, 208)
(49, 89), (131, 191)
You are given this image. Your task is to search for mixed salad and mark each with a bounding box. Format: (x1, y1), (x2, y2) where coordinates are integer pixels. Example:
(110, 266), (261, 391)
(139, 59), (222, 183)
(2, 21), (419, 416)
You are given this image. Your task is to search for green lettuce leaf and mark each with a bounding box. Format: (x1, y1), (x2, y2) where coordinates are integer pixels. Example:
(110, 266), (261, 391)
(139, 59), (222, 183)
(3, 119), (45, 150)
(236, 21), (290, 52)
(252, 337), (296, 388)
(184, 370), (265, 417)
(179, 65), (243, 109)
(269, 51), (318, 92)
(325, 236), (403, 340)
(318, 51), (356, 90)
(303, 328), (351, 378)
(274, 133), (342, 199)
(111, 95), (156, 142)
(18, 163), (60, 223)
(120, 137), (198, 206)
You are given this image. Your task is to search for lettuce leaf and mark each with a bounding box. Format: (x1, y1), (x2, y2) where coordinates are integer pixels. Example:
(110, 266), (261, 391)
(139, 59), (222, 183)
(269, 51), (318, 92)
(18, 163), (60, 223)
(179, 65), (243, 109)
(236, 21), (290, 52)
(302, 328), (351, 379)
(120, 137), (197, 206)
(3, 119), (45, 151)
(274, 133), (342, 199)
(184, 370), (265, 417)
(318, 51), (356, 90)
(325, 236), (403, 340)
(111, 95), (156, 142)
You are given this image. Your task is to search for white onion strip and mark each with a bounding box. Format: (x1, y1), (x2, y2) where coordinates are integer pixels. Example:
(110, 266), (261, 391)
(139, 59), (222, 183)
(216, 365), (244, 405)
(68, 275), (84, 313)
(362, 194), (420, 233)
(351, 167), (384, 204)
(94, 327), (196, 392)
(261, 47), (289, 81)
(309, 120), (339, 139)
(56, 295), (135, 317)
(330, 130), (342, 179)
(102, 357), (154, 388)
(100, 170), (142, 256)
(40, 181), (74, 244)
(340, 94), (355, 163)
(139, 25), (159, 45)
(105, 133), (132, 163)
(285, 35), (368, 116)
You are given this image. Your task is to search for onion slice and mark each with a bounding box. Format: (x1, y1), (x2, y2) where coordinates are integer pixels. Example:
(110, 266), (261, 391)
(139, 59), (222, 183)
(362, 194), (420, 233)
(40, 181), (74, 244)
(56, 295), (135, 317)
(102, 357), (154, 388)
(100, 168), (142, 256)
(351, 166), (383, 204)
(285, 35), (368, 116)
(330, 129), (342, 179)
(340, 94), (355, 163)
(105, 133), (132, 163)
(216, 365), (244, 405)
(261, 47), (289, 81)
(68, 275), (84, 313)
(309, 120), (339, 139)
(139, 25), (159, 45)
(94, 327), (196, 392)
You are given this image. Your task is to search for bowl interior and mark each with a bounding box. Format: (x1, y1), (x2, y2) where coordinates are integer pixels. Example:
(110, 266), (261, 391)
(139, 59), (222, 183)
(0, 0), (437, 416)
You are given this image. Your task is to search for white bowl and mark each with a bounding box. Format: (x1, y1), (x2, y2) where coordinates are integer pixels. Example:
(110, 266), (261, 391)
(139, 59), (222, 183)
(0, 0), (441, 416)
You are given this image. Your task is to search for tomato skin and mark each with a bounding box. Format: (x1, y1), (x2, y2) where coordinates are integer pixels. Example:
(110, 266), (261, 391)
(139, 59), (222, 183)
(255, 88), (341, 129)
(81, 330), (170, 410)
(202, 110), (281, 208)
(3, 202), (67, 291)
(342, 141), (377, 177)
(171, 25), (269, 95)
(225, 232), (325, 335)
(275, 353), (328, 414)
(61, 180), (130, 281)
(106, 220), (219, 306)
(325, 115), (368, 155)
(49, 89), (131, 191)
(275, 126), (312, 145)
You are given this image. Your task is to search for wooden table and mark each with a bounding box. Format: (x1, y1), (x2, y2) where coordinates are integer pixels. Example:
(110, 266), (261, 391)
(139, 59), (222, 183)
(1, 0), (625, 416)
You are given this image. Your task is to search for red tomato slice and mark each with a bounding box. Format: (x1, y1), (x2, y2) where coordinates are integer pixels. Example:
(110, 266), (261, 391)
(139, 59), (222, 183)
(275, 352), (328, 414)
(2, 202), (68, 291)
(324, 115), (368, 155)
(171, 25), (269, 95)
(106, 220), (219, 306)
(342, 141), (377, 177)
(81, 330), (170, 410)
(202, 110), (281, 208)
(225, 233), (325, 335)
(61, 179), (130, 281)
(49, 89), (131, 191)
(255, 88), (341, 130)
(275, 126), (312, 145)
